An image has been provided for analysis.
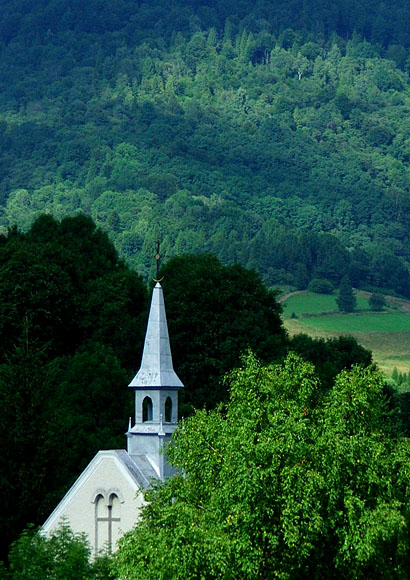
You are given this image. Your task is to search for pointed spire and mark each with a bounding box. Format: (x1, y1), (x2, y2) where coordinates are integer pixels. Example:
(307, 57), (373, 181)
(129, 283), (184, 389)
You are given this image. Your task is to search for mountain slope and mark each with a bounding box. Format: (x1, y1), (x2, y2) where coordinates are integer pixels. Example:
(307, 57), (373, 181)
(0, 0), (409, 291)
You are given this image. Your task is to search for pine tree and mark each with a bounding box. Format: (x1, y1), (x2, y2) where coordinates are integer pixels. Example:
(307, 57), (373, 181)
(336, 275), (356, 313)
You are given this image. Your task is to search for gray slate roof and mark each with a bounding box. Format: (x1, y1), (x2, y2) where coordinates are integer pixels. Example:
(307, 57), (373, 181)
(113, 450), (159, 489)
(129, 283), (184, 389)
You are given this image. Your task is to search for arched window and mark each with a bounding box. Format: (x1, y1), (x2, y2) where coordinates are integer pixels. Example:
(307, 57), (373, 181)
(142, 396), (153, 422)
(95, 494), (106, 554)
(95, 493), (121, 555)
(165, 396), (172, 422)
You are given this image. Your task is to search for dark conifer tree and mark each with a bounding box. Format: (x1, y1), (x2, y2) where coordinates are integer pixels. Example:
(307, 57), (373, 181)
(336, 275), (357, 313)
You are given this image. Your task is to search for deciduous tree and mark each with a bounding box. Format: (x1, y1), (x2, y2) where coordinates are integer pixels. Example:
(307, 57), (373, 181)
(114, 353), (410, 580)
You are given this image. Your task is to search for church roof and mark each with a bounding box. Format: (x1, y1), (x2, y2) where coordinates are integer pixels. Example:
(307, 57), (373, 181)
(129, 282), (184, 389)
(114, 450), (159, 488)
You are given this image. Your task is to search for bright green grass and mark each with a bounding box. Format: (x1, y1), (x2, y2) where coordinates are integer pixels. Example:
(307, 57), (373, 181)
(302, 312), (410, 333)
(284, 318), (410, 375)
(283, 292), (370, 317)
(282, 291), (410, 376)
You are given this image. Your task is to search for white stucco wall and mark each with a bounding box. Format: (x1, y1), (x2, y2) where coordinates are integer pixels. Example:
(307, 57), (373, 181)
(43, 451), (145, 555)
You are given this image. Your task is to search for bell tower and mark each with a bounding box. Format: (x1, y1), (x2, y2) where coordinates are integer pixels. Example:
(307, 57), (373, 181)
(126, 281), (184, 480)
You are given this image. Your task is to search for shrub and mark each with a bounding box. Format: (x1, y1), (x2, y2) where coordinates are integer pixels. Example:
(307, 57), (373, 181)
(369, 292), (386, 311)
(308, 278), (334, 294)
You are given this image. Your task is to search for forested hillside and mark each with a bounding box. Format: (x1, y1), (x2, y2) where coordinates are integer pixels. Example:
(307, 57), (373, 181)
(0, 0), (409, 292)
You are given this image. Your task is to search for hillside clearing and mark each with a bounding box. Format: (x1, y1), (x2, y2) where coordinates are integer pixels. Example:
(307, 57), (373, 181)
(283, 291), (410, 376)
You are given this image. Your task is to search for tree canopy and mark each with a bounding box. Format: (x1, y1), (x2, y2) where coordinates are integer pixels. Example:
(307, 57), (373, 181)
(0, 214), (147, 561)
(159, 253), (287, 410)
(0, 1), (409, 297)
(113, 353), (410, 580)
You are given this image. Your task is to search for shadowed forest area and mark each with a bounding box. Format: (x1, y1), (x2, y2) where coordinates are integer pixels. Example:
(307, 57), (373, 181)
(0, 0), (409, 295)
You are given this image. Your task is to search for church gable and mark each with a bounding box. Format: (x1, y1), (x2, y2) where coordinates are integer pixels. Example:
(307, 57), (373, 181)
(43, 451), (146, 555)
(43, 280), (183, 553)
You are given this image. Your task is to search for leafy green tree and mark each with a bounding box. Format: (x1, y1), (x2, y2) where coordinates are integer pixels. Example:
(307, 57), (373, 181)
(113, 353), (410, 580)
(7, 523), (111, 580)
(336, 275), (357, 313)
(368, 292), (386, 311)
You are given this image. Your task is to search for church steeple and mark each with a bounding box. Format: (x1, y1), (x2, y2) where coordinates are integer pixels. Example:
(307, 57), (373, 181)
(126, 281), (183, 480)
(128, 282), (183, 389)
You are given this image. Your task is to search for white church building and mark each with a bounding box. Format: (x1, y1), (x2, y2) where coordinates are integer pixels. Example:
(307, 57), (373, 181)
(42, 282), (184, 555)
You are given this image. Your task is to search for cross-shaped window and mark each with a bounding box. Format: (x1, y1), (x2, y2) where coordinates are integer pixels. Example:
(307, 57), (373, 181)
(95, 493), (121, 554)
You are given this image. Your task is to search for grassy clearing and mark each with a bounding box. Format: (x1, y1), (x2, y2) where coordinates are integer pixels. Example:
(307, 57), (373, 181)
(282, 291), (410, 377)
(283, 292), (370, 316)
(352, 332), (410, 375)
(303, 312), (410, 333)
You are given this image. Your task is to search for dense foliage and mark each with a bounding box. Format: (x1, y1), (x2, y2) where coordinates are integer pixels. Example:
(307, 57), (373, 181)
(159, 253), (287, 410)
(114, 353), (410, 580)
(0, 214), (147, 561)
(4, 524), (111, 580)
(0, 214), (376, 565)
(0, 215), (288, 560)
(0, 1), (408, 293)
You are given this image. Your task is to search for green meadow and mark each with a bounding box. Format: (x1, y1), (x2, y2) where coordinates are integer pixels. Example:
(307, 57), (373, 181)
(303, 312), (410, 333)
(282, 291), (410, 376)
(283, 293), (370, 317)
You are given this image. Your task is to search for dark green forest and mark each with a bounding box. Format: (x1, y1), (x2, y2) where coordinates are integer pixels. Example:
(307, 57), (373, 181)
(0, 215), (373, 563)
(0, 214), (147, 562)
(0, 0), (409, 293)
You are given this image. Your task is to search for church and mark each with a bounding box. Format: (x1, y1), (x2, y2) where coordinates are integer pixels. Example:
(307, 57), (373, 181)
(42, 281), (184, 555)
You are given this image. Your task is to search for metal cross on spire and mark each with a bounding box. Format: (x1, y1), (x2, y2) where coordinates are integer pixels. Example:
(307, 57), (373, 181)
(153, 241), (164, 282)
